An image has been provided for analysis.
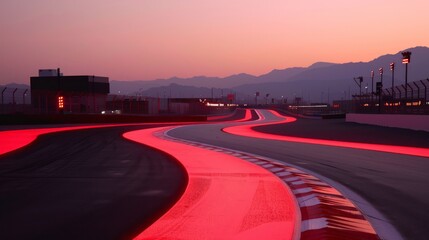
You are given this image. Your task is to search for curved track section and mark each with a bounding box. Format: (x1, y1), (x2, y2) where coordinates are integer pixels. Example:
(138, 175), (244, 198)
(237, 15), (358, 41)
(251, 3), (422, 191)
(0, 110), (257, 239)
(2, 109), (428, 239)
(0, 125), (187, 240)
(167, 109), (429, 239)
(0, 123), (163, 156)
(224, 110), (429, 158)
(123, 125), (298, 240)
(154, 134), (380, 239)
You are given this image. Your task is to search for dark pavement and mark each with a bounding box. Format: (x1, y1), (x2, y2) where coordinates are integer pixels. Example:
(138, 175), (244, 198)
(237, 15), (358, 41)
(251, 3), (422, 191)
(2, 111), (428, 239)
(168, 110), (429, 240)
(0, 125), (187, 240)
(208, 109), (259, 122)
(254, 117), (429, 148)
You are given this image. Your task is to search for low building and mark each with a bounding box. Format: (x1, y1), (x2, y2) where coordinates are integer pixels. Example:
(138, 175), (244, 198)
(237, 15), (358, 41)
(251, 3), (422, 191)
(31, 69), (109, 114)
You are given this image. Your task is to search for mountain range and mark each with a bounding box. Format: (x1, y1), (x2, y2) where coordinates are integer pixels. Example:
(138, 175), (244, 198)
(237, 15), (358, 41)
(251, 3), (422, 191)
(3, 46), (428, 104)
(111, 46), (429, 103)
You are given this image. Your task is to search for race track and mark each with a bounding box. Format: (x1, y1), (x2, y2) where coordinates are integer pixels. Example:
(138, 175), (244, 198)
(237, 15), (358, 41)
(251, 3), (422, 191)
(0, 125), (187, 240)
(168, 109), (429, 240)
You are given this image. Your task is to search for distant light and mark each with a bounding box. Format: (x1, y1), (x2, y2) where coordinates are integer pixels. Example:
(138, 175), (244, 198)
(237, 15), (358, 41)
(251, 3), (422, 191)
(58, 96), (64, 109)
(206, 102), (224, 107)
(385, 102), (400, 107)
(406, 101), (421, 106)
(401, 51), (411, 64)
(289, 104), (328, 108)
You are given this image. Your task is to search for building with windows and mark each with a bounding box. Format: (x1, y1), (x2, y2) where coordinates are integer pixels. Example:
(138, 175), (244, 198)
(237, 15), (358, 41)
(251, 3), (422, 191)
(31, 69), (109, 114)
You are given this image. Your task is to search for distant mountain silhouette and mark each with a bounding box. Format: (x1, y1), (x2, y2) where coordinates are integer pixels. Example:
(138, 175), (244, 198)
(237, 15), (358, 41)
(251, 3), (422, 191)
(140, 83), (236, 99)
(1, 83), (31, 89)
(308, 62), (337, 69)
(237, 46), (429, 103)
(125, 47), (429, 102)
(5, 46), (427, 104)
(112, 46), (428, 103)
(284, 46), (429, 83)
(110, 73), (259, 95)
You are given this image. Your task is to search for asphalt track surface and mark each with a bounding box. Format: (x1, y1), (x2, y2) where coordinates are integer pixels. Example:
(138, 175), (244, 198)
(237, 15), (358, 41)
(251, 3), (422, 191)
(255, 116), (429, 148)
(123, 125), (297, 239)
(1, 110), (428, 239)
(168, 110), (429, 240)
(0, 125), (187, 240)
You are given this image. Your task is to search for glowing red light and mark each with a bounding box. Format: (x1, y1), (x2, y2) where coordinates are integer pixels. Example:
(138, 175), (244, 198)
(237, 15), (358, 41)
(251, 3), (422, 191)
(238, 109), (253, 122)
(0, 125), (126, 155)
(123, 127), (297, 239)
(0, 108), (254, 156)
(58, 96), (64, 109)
(0, 123), (178, 156)
(223, 110), (429, 158)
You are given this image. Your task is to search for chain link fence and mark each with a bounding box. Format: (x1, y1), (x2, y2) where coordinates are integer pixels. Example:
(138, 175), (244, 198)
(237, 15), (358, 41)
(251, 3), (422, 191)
(1, 87), (32, 114)
(335, 78), (429, 114)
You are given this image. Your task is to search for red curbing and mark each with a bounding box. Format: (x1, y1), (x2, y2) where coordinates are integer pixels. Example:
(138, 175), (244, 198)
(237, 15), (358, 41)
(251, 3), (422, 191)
(165, 135), (381, 240)
(0, 122), (198, 156)
(224, 110), (429, 158)
(0, 124), (133, 155)
(123, 126), (298, 240)
(0, 109), (253, 156)
(246, 158), (380, 240)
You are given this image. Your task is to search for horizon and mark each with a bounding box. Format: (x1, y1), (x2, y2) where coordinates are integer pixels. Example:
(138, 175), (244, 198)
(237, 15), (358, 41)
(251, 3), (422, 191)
(1, 1), (429, 84)
(1, 44), (428, 86)
(2, 45), (427, 86)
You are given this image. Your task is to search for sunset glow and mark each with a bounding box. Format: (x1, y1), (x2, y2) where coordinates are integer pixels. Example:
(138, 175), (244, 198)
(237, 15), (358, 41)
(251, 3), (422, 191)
(1, 0), (428, 83)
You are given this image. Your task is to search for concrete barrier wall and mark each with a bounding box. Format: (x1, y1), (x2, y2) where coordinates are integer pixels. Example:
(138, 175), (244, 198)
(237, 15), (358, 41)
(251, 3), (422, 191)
(346, 113), (429, 132)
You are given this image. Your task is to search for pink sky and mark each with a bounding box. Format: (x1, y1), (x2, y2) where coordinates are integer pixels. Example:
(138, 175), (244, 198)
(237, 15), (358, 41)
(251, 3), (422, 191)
(1, 0), (428, 84)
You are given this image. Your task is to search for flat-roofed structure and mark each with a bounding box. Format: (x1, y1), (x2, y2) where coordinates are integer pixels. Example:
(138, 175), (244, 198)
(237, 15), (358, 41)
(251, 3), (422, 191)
(31, 70), (109, 114)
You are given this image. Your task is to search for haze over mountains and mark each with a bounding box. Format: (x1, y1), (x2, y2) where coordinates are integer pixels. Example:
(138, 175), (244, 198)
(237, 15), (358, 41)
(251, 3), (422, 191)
(3, 46), (428, 104)
(110, 46), (429, 103)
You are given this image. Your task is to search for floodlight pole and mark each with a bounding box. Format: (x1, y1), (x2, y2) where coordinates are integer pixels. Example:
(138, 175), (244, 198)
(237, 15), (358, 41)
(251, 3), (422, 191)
(378, 68), (383, 113)
(353, 76), (363, 96)
(401, 51), (412, 99)
(371, 70), (374, 102)
(390, 63), (395, 98)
